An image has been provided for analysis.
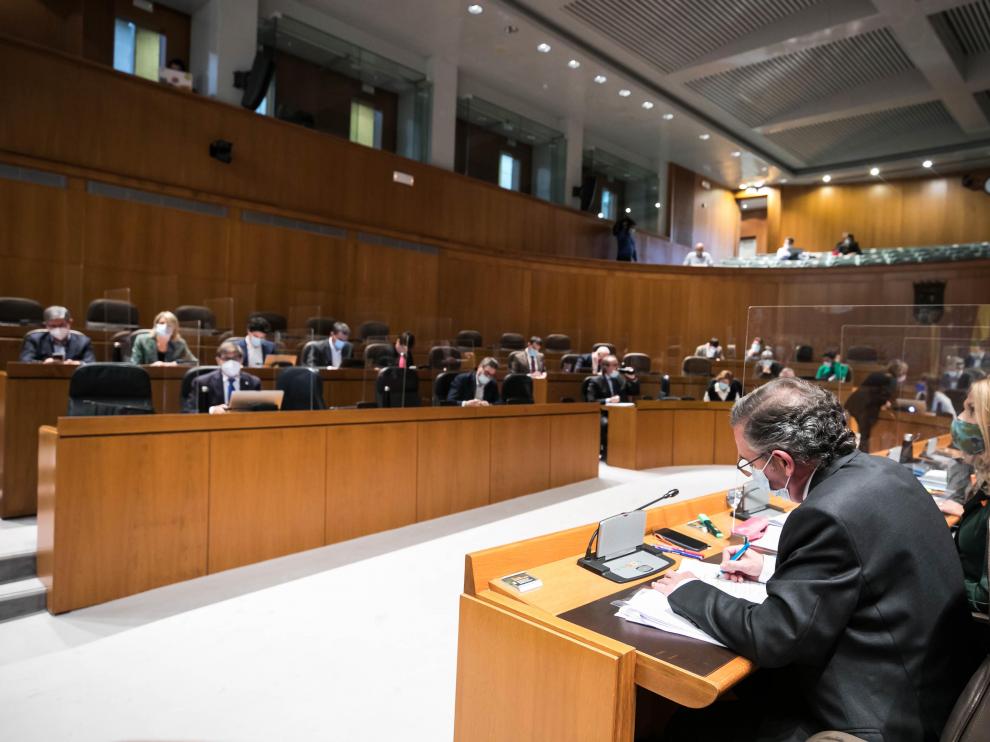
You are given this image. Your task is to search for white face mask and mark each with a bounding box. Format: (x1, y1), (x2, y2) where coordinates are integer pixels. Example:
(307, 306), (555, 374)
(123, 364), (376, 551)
(221, 359), (242, 378)
(717, 381), (729, 392)
(607, 370), (620, 379)
(751, 453), (791, 500)
(477, 372), (492, 385)
(49, 326), (70, 341)
(248, 335), (263, 347)
(897, 374), (907, 383)
(155, 323), (173, 338)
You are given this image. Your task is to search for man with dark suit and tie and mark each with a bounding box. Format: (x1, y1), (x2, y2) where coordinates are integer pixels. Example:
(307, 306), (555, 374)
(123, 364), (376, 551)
(19, 305), (95, 364)
(183, 341), (261, 414)
(447, 357), (500, 407)
(585, 355), (639, 459)
(301, 321), (353, 369)
(653, 378), (975, 741)
(508, 336), (546, 376)
(234, 316), (276, 367)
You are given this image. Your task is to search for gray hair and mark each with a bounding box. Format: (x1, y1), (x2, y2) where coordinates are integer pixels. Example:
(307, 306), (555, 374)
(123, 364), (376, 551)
(216, 341), (244, 360)
(731, 378), (856, 468)
(43, 305), (71, 322)
(332, 322), (350, 336)
(479, 356), (499, 371)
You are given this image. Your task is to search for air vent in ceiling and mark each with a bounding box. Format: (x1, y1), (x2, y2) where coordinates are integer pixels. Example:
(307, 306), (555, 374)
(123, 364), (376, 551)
(929, 0), (990, 57)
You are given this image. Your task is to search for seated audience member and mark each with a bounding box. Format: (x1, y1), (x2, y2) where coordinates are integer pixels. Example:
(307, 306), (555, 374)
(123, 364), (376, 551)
(941, 355), (970, 391)
(815, 350), (850, 382)
(378, 331), (415, 368)
(683, 242), (714, 267)
(234, 317), (276, 367)
(302, 322), (352, 368)
(694, 337), (723, 360)
(964, 345), (990, 371)
(131, 311), (198, 365)
(844, 359), (907, 452)
(652, 378), (974, 741)
(509, 336), (546, 375)
(585, 355), (639, 459)
(778, 367), (796, 378)
(754, 349), (781, 379)
(703, 370), (742, 401)
(447, 357), (500, 407)
(576, 345), (611, 373)
(936, 379), (988, 612)
(19, 305), (95, 364)
(745, 336), (764, 360)
(775, 237), (803, 261)
(183, 342), (261, 415)
(917, 373), (956, 417)
(832, 232), (862, 256)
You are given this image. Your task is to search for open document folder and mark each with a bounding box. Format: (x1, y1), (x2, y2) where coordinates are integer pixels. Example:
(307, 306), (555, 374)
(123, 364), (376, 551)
(615, 562), (770, 647)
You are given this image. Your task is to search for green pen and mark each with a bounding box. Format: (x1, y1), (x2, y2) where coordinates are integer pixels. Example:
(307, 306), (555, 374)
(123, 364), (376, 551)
(698, 513), (724, 539)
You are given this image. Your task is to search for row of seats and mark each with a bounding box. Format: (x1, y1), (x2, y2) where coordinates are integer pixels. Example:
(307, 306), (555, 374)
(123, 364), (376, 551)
(721, 241), (990, 268)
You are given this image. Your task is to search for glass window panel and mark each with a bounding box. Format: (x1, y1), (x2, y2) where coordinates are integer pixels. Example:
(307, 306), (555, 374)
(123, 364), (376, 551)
(134, 27), (164, 82)
(601, 188), (615, 220)
(113, 19), (136, 75)
(350, 101), (382, 148)
(498, 153), (520, 191)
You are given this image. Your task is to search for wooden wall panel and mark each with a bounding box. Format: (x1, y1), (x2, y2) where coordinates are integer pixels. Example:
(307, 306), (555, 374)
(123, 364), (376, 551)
(672, 410), (716, 466)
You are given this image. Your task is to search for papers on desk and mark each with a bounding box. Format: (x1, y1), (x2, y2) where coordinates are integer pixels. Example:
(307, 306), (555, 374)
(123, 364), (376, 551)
(615, 563), (768, 647)
(605, 402), (635, 407)
(918, 468), (947, 495)
(751, 522), (784, 555)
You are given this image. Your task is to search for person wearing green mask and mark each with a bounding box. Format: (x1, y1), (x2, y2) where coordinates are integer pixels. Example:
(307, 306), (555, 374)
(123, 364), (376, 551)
(938, 378), (989, 612)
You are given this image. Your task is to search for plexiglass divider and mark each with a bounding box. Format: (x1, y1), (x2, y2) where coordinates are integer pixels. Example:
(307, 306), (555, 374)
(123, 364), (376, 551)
(96, 287), (135, 362)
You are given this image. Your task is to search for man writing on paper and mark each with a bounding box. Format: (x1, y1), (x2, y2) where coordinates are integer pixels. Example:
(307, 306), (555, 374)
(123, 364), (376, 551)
(652, 378), (974, 741)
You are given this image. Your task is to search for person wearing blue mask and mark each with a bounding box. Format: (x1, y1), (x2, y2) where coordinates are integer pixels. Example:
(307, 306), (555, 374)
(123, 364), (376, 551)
(301, 321), (352, 369)
(651, 378), (974, 741)
(447, 357), (500, 407)
(234, 316), (276, 367)
(508, 336), (545, 376)
(937, 378), (989, 612)
(585, 355), (639, 460)
(182, 342), (262, 414)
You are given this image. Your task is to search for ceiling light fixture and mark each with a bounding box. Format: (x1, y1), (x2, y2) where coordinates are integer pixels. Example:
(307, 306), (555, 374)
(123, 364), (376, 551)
(739, 183), (748, 190)
(779, 179), (788, 184)
(730, 151), (741, 157)
(662, 113), (674, 120)
(597, 212), (605, 219)
(567, 59), (580, 69)
(593, 74), (607, 84)
(922, 159), (933, 168)
(698, 133), (710, 140)
(468, 4), (483, 14)
(654, 202), (661, 208)
(822, 174), (832, 183)
(537, 43), (551, 53)
(742, 203), (748, 210)
(624, 207), (632, 214)
(869, 167), (880, 176)
(641, 101), (654, 110)
(618, 88), (631, 97)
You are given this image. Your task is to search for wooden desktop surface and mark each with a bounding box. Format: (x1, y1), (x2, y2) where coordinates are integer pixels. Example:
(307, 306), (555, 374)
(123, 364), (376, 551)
(37, 403), (601, 614)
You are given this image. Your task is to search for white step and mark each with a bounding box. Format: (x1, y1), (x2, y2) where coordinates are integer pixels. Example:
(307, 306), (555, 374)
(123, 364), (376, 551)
(0, 577), (46, 622)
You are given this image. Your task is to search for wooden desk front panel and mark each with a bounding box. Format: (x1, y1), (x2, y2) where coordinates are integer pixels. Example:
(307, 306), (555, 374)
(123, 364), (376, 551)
(671, 411), (716, 466)
(490, 416), (551, 504)
(208, 427), (327, 573)
(417, 419), (492, 520)
(550, 414), (600, 487)
(47, 431), (210, 614)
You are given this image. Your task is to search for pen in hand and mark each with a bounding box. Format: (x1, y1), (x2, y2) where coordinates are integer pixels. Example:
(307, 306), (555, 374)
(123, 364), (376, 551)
(721, 537), (750, 574)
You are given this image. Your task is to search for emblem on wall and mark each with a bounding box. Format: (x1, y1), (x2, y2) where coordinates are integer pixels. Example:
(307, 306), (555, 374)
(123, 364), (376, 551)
(913, 280), (946, 324)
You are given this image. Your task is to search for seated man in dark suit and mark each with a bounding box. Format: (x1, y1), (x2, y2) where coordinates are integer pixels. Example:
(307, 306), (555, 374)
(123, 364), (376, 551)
(234, 316), (276, 367)
(964, 345), (990, 371)
(508, 336), (546, 376)
(585, 355), (639, 459)
(19, 305), (95, 365)
(301, 321), (353, 369)
(575, 345), (610, 374)
(447, 357), (500, 407)
(183, 341), (261, 414)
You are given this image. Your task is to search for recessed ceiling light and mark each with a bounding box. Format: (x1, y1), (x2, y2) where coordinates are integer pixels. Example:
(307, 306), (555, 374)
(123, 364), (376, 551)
(742, 203), (748, 210)
(597, 212), (605, 219)
(624, 207), (632, 214)
(593, 74), (607, 84)
(739, 183), (748, 190)
(922, 159), (933, 168)
(730, 151), (741, 157)
(869, 167), (880, 176)
(662, 113), (674, 120)
(822, 174), (832, 183)
(641, 101), (654, 110)
(468, 4), (483, 14)
(698, 133), (710, 140)
(618, 88), (631, 97)
(537, 43), (551, 53)
(567, 59), (580, 69)
(654, 202), (661, 208)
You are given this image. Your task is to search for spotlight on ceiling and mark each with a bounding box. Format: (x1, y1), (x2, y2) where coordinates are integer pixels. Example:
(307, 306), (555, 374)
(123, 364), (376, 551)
(922, 159), (933, 168)
(654, 202), (661, 208)
(468, 4), (483, 14)
(730, 151), (741, 157)
(739, 183), (748, 190)
(869, 167), (880, 176)
(567, 59), (580, 69)
(593, 74), (607, 84)
(698, 133), (710, 140)
(753, 180), (765, 188)
(662, 113), (674, 120)
(641, 101), (654, 110)
(822, 174), (832, 183)
(537, 43), (551, 53)
(618, 88), (631, 97)
(624, 207), (631, 214)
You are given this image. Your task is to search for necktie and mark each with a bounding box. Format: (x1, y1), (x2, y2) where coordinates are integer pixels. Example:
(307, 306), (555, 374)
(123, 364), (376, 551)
(227, 378), (236, 403)
(399, 354), (407, 369)
(529, 354), (535, 372)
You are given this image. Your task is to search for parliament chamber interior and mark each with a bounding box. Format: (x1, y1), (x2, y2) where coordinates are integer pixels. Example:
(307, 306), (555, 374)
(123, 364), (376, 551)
(2, 1), (990, 740)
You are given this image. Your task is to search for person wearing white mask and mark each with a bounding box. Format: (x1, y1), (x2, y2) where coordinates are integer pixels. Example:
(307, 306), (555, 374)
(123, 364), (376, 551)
(234, 316), (276, 367)
(447, 357), (500, 407)
(745, 336), (764, 360)
(130, 310), (198, 366)
(585, 355), (639, 459)
(182, 341), (261, 414)
(301, 321), (352, 369)
(704, 369), (743, 401)
(843, 359), (908, 452)
(19, 305), (95, 364)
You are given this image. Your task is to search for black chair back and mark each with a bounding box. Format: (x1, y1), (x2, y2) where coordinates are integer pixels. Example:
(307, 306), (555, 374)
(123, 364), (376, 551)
(501, 373), (533, 404)
(794, 344), (814, 362)
(364, 342), (393, 368)
(433, 371), (460, 405)
(580, 376), (597, 402)
(358, 320), (390, 341)
(682, 356), (713, 377)
(377, 367), (421, 407)
(622, 353), (651, 373)
(559, 353), (580, 372)
(248, 311), (287, 333)
(305, 316), (336, 337)
(67, 363), (153, 416)
(86, 299), (139, 329)
(499, 332), (526, 351)
(846, 345), (878, 362)
(180, 366), (218, 411)
(175, 305), (216, 330)
(0, 297), (43, 325)
(455, 330), (483, 350)
(276, 367), (327, 410)
(429, 345), (462, 370)
(544, 334), (572, 353)
(298, 339), (324, 367)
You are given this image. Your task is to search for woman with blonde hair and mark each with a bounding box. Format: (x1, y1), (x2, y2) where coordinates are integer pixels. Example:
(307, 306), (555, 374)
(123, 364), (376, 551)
(703, 369), (743, 401)
(130, 310), (198, 366)
(939, 378), (989, 612)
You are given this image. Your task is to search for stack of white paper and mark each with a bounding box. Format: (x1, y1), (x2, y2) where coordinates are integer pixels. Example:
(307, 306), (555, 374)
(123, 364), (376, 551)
(752, 522), (784, 554)
(919, 468), (948, 494)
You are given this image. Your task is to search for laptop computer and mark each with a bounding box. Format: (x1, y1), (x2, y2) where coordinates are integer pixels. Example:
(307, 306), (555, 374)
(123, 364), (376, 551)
(227, 390), (284, 411)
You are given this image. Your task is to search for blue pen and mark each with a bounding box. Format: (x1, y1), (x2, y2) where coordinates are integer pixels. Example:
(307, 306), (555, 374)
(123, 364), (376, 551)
(658, 546), (704, 560)
(729, 537), (750, 562)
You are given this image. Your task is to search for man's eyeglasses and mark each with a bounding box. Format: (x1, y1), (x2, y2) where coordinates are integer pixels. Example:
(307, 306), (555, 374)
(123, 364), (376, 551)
(735, 453), (766, 477)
